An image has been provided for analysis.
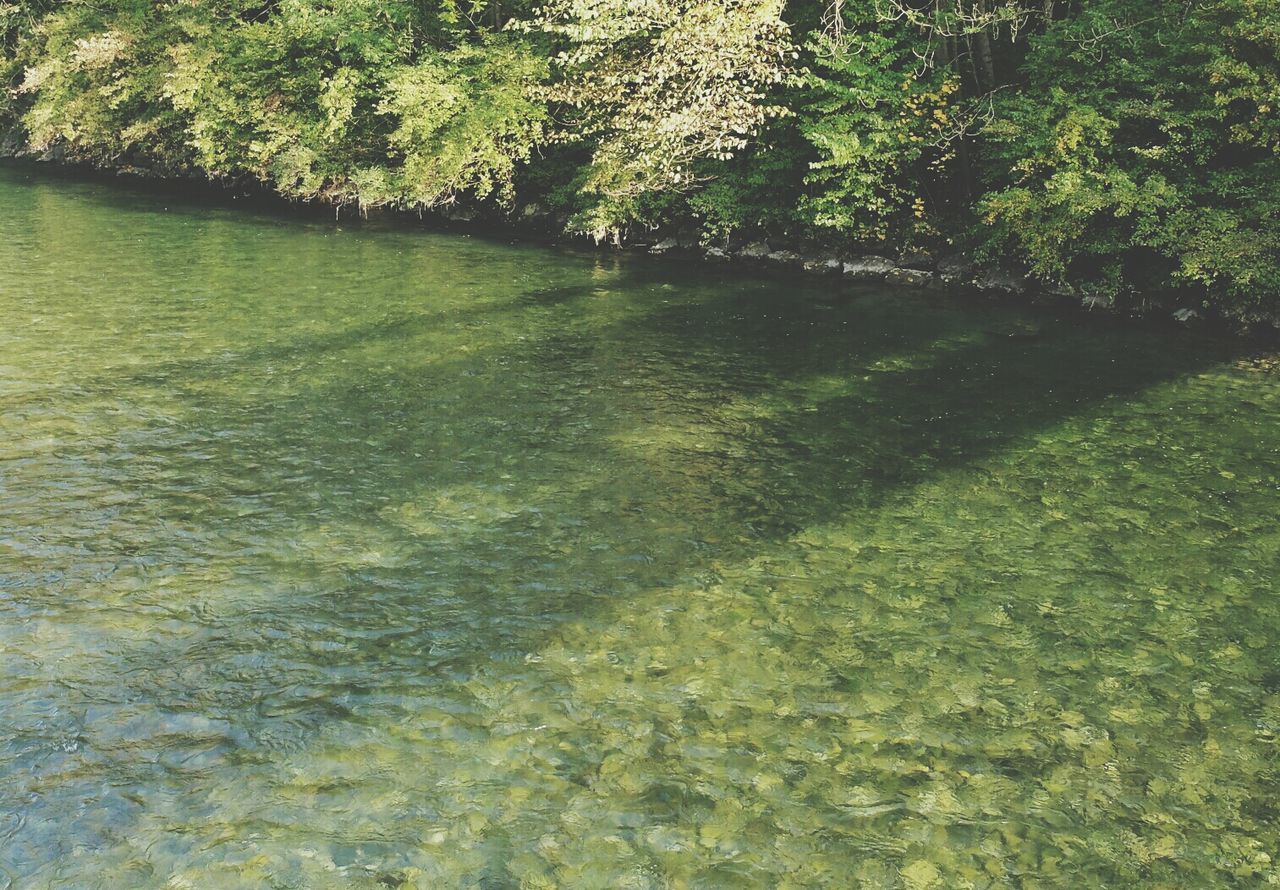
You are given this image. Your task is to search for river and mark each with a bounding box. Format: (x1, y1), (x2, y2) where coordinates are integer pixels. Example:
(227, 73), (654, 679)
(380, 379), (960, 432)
(2, 163), (1278, 887)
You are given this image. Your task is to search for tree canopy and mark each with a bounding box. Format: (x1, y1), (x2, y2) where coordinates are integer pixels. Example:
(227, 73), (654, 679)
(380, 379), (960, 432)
(2, 0), (1276, 320)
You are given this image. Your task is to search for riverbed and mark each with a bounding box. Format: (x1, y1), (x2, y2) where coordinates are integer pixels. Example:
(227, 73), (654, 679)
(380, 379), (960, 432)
(2, 163), (1278, 888)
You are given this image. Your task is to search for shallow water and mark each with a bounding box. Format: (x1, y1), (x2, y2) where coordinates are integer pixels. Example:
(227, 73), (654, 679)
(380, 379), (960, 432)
(1, 163), (1278, 889)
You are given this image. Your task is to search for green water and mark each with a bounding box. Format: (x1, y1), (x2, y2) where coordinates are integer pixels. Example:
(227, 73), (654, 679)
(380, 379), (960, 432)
(1, 163), (1278, 889)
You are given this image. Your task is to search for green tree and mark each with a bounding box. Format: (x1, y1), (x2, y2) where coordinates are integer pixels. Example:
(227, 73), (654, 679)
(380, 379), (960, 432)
(976, 0), (1280, 318)
(521, 0), (795, 236)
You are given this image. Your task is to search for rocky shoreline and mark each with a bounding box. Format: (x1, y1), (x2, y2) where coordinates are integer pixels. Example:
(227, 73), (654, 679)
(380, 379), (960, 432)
(435, 199), (1163, 323)
(0, 136), (1232, 331)
(644, 235), (1037, 302)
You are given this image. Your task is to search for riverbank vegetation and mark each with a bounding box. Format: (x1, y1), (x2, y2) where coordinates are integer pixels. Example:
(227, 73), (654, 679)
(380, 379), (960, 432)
(2, 0), (1276, 321)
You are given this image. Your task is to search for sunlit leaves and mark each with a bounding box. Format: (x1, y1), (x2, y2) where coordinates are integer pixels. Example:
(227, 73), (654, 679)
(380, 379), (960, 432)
(370, 38), (548, 209)
(519, 0), (794, 235)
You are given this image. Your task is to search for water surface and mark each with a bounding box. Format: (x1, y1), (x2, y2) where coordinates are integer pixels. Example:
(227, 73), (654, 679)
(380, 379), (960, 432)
(2, 164), (1278, 888)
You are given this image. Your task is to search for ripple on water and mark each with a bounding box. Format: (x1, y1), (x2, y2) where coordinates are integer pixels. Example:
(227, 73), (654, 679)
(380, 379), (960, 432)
(1, 164), (1279, 887)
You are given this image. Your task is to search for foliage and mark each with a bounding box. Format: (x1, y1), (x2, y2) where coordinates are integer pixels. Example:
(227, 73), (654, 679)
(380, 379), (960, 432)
(685, 125), (811, 244)
(975, 0), (1280, 317)
(369, 38), (548, 209)
(799, 21), (962, 245)
(163, 0), (415, 197)
(13, 2), (189, 166)
(0, 0), (1276, 319)
(520, 0), (795, 236)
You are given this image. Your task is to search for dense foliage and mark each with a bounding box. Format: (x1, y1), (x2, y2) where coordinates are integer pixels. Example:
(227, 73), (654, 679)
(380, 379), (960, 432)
(1, 0), (1276, 320)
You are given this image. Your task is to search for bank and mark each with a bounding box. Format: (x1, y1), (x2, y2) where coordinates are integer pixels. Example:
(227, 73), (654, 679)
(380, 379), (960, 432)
(2, 133), (1274, 341)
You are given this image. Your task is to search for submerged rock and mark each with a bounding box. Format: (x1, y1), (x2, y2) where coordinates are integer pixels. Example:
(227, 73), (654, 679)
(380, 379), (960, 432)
(973, 268), (1028, 295)
(842, 255), (897, 281)
(803, 257), (844, 275)
(885, 267), (936, 289)
(766, 249), (804, 267)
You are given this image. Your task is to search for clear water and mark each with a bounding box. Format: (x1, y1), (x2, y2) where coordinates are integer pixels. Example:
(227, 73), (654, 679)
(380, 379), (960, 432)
(1, 163), (1278, 889)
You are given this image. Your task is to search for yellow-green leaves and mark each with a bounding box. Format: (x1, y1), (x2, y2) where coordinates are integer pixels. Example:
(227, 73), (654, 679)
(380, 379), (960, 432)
(376, 39), (548, 209)
(521, 0), (793, 233)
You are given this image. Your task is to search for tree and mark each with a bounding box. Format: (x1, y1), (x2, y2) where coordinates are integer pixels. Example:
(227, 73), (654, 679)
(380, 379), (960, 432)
(975, 0), (1280, 317)
(521, 0), (794, 236)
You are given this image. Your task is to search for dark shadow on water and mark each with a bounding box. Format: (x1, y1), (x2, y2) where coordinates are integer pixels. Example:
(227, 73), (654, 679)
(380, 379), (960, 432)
(27, 272), (1240, 689)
